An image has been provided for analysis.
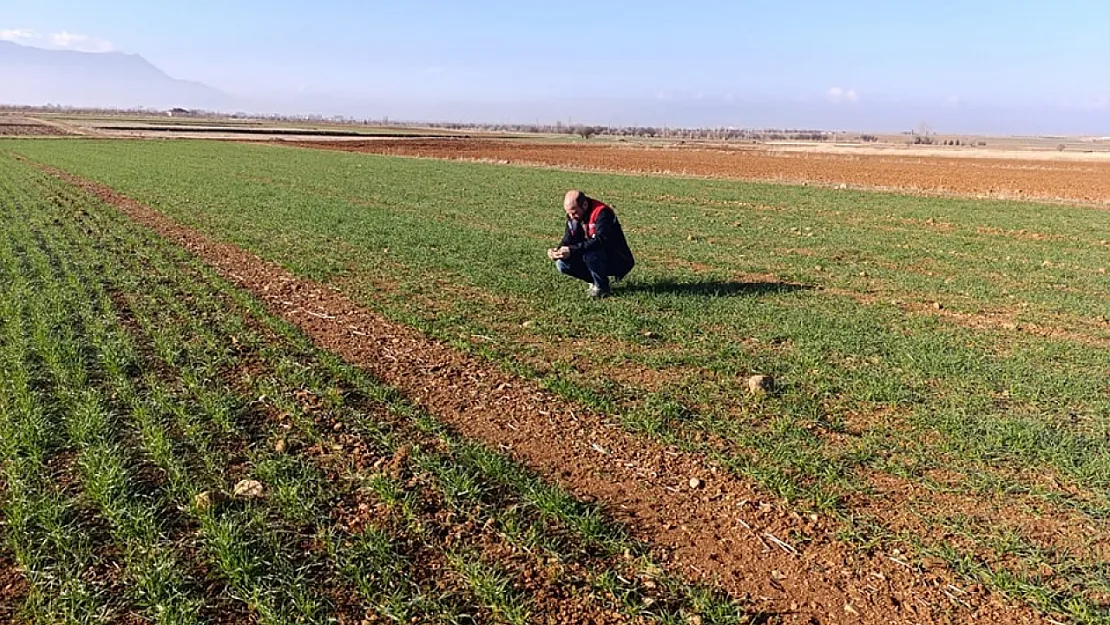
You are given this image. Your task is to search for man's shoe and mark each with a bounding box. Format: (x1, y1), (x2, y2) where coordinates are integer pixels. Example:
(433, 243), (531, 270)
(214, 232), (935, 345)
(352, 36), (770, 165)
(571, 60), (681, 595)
(587, 284), (611, 299)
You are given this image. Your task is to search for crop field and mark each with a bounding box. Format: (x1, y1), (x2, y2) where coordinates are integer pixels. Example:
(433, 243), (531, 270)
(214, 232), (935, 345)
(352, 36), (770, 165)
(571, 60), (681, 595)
(0, 149), (755, 625)
(1, 138), (1108, 624)
(289, 138), (1110, 206)
(29, 114), (478, 141)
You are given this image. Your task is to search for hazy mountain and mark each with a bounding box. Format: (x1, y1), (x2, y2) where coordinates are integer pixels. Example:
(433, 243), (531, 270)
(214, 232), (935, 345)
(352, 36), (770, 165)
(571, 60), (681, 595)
(0, 40), (230, 110)
(2, 39), (1104, 134)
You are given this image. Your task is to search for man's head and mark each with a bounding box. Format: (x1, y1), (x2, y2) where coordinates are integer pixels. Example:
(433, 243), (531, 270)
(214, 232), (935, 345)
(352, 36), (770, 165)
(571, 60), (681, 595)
(563, 190), (589, 221)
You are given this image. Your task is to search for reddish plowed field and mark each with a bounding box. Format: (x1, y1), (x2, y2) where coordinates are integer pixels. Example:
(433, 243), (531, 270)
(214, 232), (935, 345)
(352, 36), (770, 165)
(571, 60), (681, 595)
(0, 117), (70, 136)
(290, 139), (1110, 205)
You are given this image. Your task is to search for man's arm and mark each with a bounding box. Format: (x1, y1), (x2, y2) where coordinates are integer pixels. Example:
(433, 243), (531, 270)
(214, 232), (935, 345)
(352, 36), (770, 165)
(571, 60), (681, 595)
(568, 209), (616, 254)
(558, 220), (575, 248)
(548, 220), (575, 260)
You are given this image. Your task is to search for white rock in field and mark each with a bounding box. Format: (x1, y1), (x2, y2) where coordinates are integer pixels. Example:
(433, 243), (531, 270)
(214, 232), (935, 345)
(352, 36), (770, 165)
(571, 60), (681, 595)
(233, 479), (264, 500)
(747, 375), (774, 395)
(689, 477), (705, 490)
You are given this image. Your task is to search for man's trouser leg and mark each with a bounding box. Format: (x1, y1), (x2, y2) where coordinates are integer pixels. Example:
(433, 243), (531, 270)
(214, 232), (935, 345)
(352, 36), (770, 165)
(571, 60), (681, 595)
(556, 258), (593, 283)
(582, 249), (612, 293)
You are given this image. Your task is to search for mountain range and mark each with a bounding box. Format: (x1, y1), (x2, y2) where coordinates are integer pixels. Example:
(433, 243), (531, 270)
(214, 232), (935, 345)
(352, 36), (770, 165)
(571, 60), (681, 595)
(0, 40), (229, 110)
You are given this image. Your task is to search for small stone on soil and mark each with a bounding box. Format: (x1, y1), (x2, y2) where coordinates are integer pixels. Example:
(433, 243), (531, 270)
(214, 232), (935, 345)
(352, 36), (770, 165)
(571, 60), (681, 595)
(747, 374), (774, 395)
(689, 477), (704, 490)
(233, 479), (264, 499)
(274, 438), (287, 453)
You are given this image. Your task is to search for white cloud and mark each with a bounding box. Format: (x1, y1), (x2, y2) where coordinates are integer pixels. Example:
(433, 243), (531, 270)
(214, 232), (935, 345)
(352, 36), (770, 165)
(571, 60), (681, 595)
(0, 28), (38, 42)
(826, 86), (859, 104)
(50, 30), (115, 53)
(1, 28), (115, 52)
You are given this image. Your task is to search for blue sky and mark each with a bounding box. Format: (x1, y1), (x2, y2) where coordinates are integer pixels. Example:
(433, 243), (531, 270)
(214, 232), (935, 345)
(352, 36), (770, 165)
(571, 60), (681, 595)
(4, 0), (1109, 132)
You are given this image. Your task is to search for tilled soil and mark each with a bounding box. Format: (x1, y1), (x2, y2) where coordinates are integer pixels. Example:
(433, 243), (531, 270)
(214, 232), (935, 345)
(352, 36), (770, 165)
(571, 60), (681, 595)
(0, 117), (70, 136)
(36, 162), (1050, 625)
(287, 138), (1110, 205)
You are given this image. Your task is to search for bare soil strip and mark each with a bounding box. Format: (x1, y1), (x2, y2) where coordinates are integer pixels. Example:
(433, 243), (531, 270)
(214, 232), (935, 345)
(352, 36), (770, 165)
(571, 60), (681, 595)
(36, 162), (1049, 625)
(286, 138), (1110, 206)
(0, 116), (72, 137)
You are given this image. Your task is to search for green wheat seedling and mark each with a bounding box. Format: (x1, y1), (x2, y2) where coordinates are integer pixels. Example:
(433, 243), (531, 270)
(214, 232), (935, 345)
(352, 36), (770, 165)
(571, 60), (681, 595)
(7, 143), (1107, 621)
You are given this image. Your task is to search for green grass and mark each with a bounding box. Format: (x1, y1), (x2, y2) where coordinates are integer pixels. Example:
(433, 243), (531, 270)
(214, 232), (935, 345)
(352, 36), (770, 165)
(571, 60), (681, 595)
(9, 137), (1109, 622)
(5, 138), (1110, 621)
(0, 150), (750, 623)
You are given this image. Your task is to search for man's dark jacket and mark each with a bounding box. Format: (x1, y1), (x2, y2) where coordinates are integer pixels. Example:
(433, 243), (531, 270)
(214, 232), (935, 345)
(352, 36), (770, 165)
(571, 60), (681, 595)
(559, 200), (635, 278)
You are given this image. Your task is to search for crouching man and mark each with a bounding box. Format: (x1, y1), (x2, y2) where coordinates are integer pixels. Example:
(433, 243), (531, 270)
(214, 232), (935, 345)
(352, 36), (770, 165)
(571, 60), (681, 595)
(547, 190), (635, 298)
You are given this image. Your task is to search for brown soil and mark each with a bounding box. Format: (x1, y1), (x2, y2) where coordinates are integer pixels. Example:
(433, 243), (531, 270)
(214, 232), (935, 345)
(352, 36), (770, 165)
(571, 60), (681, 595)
(34, 162), (1052, 625)
(285, 138), (1110, 206)
(0, 116), (71, 137)
(0, 553), (28, 624)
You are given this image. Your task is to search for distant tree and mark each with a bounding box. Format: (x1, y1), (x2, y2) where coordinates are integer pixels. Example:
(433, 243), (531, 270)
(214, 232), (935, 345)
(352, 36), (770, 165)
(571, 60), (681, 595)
(575, 125), (601, 139)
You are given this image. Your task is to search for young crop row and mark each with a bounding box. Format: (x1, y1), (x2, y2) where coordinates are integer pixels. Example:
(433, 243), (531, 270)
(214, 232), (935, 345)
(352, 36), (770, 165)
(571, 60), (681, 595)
(5, 139), (1109, 622)
(0, 154), (750, 624)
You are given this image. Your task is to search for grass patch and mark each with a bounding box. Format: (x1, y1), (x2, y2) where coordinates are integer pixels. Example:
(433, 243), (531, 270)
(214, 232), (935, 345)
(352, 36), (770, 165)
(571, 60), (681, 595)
(6, 139), (1110, 621)
(0, 149), (753, 624)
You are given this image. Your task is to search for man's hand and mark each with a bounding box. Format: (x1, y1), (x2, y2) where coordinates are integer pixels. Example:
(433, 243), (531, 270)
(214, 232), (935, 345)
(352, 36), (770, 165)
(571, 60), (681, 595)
(554, 246), (571, 260)
(546, 247), (558, 260)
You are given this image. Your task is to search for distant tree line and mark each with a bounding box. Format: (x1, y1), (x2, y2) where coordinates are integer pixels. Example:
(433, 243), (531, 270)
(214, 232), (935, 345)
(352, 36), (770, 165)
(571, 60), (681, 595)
(425, 120), (841, 142)
(3, 104), (967, 145)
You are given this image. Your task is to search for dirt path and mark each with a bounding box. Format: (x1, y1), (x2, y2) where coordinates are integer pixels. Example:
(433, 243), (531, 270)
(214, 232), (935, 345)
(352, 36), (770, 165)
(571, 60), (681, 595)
(285, 138), (1110, 206)
(34, 161), (1049, 625)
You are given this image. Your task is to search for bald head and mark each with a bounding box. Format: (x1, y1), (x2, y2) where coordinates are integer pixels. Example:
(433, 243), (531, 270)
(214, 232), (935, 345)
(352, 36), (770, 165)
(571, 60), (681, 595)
(563, 189), (588, 220)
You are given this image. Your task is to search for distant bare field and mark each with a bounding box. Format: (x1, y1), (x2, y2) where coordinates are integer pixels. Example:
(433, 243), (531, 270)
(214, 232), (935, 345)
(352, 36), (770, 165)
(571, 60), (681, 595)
(763, 140), (1110, 162)
(287, 137), (1110, 205)
(0, 116), (71, 136)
